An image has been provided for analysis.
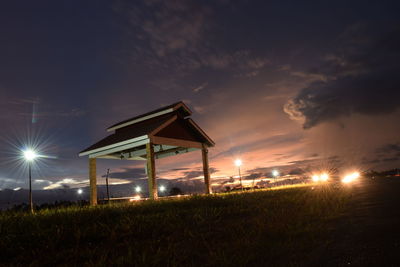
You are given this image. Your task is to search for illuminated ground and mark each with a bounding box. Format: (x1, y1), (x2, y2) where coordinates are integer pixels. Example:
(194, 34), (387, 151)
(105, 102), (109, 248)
(1, 178), (399, 266)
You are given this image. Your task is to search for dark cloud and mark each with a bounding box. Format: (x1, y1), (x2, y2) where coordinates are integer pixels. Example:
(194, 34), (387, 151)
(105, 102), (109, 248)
(288, 168), (305, 175)
(183, 170), (204, 179)
(244, 173), (262, 180)
(245, 156), (342, 177)
(361, 158), (381, 165)
(376, 143), (400, 154)
(382, 157), (399, 162)
(285, 25), (400, 128)
(104, 168), (145, 179)
(170, 167), (191, 171)
(182, 167), (219, 179)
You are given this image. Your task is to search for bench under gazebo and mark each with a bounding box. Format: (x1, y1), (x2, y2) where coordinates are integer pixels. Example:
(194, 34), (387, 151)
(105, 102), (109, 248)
(79, 101), (215, 205)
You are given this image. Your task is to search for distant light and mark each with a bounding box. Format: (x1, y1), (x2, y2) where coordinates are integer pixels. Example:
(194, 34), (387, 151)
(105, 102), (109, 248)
(13, 187), (21, 191)
(135, 186), (141, 193)
(312, 175), (320, 182)
(129, 195), (141, 202)
(320, 173), (329, 181)
(77, 188), (83, 194)
(235, 159), (242, 167)
(272, 170), (279, 177)
(342, 172), (360, 184)
(159, 185), (166, 192)
(23, 149), (37, 161)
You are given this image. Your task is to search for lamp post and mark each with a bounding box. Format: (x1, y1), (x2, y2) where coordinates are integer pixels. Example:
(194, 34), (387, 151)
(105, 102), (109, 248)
(105, 168), (110, 203)
(235, 159), (243, 191)
(272, 169), (279, 185)
(23, 149), (37, 214)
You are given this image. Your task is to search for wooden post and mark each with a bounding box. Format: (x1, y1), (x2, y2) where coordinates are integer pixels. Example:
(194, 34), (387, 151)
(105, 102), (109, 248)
(105, 168), (110, 204)
(202, 143), (212, 194)
(89, 158), (97, 206)
(146, 142), (157, 200)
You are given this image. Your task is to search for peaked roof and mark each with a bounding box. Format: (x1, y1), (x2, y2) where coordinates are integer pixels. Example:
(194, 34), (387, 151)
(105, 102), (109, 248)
(107, 101), (191, 132)
(79, 101), (214, 157)
(79, 113), (176, 155)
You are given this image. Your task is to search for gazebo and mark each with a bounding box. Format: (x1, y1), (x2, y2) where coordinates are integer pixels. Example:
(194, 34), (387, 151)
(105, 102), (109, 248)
(79, 101), (215, 205)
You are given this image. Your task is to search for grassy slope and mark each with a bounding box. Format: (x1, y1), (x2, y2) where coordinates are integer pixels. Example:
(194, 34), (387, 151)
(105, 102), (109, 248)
(0, 185), (351, 266)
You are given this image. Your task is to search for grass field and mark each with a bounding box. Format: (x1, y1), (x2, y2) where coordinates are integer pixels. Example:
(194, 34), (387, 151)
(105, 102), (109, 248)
(0, 184), (352, 266)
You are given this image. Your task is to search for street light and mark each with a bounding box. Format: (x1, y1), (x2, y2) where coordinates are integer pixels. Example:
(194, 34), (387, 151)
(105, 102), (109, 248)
(23, 149), (37, 214)
(159, 185), (166, 193)
(342, 172), (360, 184)
(77, 188), (83, 194)
(235, 159), (243, 191)
(135, 186), (141, 193)
(272, 169), (279, 184)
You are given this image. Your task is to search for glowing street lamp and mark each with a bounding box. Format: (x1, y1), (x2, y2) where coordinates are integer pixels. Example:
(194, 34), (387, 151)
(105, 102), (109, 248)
(342, 172), (360, 184)
(135, 186), (142, 193)
(320, 173), (329, 181)
(312, 174), (320, 182)
(159, 185), (166, 192)
(77, 188), (83, 194)
(235, 159), (243, 191)
(23, 149), (37, 213)
(272, 169), (279, 183)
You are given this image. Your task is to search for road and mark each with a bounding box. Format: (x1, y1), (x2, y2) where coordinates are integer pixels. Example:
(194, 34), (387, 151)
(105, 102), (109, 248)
(319, 177), (400, 266)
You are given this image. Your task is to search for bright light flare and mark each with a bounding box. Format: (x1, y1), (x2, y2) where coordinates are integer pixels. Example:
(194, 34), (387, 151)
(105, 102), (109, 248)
(159, 185), (166, 192)
(342, 172), (360, 184)
(312, 172), (329, 182)
(77, 188), (83, 194)
(23, 149), (37, 161)
(272, 170), (279, 177)
(320, 173), (329, 181)
(234, 159), (242, 167)
(135, 186), (141, 193)
(129, 195), (141, 202)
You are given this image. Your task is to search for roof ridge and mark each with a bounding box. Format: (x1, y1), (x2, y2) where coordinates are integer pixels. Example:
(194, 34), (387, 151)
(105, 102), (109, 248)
(106, 101), (191, 132)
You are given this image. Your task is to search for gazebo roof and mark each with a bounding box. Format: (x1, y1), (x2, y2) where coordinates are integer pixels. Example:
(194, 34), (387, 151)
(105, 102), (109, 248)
(107, 101), (192, 132)
(79, 101), (214, 160)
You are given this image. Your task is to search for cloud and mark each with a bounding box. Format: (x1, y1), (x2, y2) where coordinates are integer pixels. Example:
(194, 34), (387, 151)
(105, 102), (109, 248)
(288, 168), (305, 175)
(284, 25), (400, 129)
(212, 133), (302, 159)
(105, 167), (145, 179)
(244, 156), (342, 177)
(182, 167), (218, 179)
(115, 1), (269, 77)
(115, 0), (211, 61)
(376, 143), (400, 154)
(170, 167), (191, 171)
(43, 178), (86, 190)
(382, 157), (400, 162)
(244, 173), (262, 180)
(193, 82), (208, 93)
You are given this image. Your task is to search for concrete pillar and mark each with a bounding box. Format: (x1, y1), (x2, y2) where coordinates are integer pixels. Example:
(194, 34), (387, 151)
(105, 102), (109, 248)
(146, 142), (157, 200)
(89, 158), (97, 206)
(202, 143), (212, 194)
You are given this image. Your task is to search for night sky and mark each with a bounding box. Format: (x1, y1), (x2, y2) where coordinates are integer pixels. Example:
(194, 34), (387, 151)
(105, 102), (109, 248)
(1, 0), (399, 193)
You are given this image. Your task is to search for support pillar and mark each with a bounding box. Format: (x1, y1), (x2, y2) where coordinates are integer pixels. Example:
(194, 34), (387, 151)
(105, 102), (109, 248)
(202, 143), (212, 194)
(89, 158), (97, 206)
(146, 142), (157, 200)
